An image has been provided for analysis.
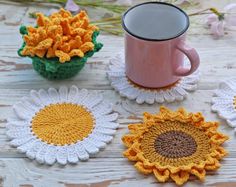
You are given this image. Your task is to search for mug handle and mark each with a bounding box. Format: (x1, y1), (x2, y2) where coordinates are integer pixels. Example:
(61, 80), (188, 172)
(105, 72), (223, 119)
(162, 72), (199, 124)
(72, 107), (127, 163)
(174, 42), (200, 76)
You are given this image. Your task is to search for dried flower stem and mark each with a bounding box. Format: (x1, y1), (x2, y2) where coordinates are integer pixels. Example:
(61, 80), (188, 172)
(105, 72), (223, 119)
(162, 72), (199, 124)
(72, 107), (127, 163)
(188, 8), (211, 16)
(17, 0), (236, 36)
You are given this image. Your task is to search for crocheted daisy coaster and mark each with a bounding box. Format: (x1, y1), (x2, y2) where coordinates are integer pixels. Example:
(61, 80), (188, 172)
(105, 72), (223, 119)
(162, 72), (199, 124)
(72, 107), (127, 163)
(107, 54), (200, 104)
(122, 106), (228, 186)
(212, 79), (236, 131)
(6, 86), (119, 165)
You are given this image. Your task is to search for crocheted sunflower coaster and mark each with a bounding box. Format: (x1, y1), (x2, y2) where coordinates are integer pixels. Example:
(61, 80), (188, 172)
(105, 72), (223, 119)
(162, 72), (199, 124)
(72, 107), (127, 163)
(212, 79), (236, 131)
(6, 86), (118, 165)
(122, 107), (228, 185)
(107, 54), (200, 104)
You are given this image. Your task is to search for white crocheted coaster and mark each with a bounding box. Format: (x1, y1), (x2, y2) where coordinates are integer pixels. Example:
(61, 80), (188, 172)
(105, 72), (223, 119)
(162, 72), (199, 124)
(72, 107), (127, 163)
(212, 79), (236, 131)
(6, 86), (119, 165)
(107, 54), (200, 104)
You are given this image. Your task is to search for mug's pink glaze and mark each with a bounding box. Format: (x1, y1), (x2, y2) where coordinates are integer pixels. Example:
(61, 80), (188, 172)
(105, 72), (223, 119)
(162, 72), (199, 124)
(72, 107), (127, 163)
(125, 32), (200, 88)
(123, 2), (200, 88)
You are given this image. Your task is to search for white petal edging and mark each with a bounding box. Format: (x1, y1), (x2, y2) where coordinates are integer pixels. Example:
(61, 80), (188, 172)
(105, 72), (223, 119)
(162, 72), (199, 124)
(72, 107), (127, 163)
(6, 86), (119, 165)
(212, 79), (236, 131)
(107, 53), (200, 104)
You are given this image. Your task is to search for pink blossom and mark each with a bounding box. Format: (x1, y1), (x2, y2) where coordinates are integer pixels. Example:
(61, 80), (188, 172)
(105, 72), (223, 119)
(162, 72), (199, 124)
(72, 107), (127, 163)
(65, 0), (80, 14)
(224, 4), (236, 27)
(206, 4), (236, 39)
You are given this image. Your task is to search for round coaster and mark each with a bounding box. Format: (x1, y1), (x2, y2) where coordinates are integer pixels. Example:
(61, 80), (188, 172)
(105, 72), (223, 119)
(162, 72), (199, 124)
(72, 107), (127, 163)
(212, 79), (236, 131)
(6, 86), (119, 165)
(107, 53), (200, 104)
(122, 106), (228, 185)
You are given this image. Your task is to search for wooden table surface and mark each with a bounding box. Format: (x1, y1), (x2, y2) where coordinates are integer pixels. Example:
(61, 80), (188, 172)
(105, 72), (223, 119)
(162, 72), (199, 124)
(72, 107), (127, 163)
(0, 0), (236, 186)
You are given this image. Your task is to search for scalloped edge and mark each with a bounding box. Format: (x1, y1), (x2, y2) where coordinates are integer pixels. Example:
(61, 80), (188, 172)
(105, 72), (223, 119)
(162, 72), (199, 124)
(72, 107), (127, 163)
(18, 25), (103, 72)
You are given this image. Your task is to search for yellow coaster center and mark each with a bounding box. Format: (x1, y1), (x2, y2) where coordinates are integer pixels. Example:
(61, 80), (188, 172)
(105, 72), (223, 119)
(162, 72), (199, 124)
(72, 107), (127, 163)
(126, 76), (180, 91)
(31, 103), (94, 145)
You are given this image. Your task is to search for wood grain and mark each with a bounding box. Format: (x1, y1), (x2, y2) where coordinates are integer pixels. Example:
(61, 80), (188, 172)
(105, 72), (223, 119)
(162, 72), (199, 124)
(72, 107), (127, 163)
(0, 0), (236, 186)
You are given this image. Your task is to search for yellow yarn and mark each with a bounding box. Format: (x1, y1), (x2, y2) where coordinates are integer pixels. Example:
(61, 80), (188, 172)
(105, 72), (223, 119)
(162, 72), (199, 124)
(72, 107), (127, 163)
(126, 77), (179, 91)
(31, 103), (94, 145)
(234, 96), (236, 108)
(21, 9), (99, 63)
(141, 121), (211, 167)
(122, 106), (229, 186)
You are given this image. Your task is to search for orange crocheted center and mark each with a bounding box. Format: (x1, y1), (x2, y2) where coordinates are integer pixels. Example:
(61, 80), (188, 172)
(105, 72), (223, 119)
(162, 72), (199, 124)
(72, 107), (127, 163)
(141, 121), (211, 167)
(126, 76), (180, 91)
(31, 103), (94, 145)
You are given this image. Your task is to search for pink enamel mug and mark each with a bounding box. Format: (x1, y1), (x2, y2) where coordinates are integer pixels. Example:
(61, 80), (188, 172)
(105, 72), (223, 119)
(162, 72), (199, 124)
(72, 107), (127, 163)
(122, 2), (200, 88)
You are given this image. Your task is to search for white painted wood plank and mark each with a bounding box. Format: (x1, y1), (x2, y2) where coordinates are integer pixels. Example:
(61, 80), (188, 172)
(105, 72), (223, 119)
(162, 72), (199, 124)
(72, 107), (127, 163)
(0, 0), (236, 186)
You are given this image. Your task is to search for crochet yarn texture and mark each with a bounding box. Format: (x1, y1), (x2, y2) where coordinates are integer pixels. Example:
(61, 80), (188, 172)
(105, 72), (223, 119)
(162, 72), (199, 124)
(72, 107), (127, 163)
(122, 106), (228, 185)
(6, 86), (119, 165)
(31, 103), (94, 145)
(107, 53), (200, 104)
(18, 9), (103, 80)
(212, 78), (236, 131)
(18, 28), (102, 80)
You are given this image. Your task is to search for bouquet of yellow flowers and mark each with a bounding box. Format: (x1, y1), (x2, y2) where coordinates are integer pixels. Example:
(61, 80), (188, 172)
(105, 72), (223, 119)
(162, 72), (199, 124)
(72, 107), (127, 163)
(18, 8), (103, 79)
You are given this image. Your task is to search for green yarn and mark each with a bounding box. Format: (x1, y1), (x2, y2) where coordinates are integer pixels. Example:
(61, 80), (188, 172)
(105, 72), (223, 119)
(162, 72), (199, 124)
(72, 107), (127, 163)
(18, 25), (103, 80)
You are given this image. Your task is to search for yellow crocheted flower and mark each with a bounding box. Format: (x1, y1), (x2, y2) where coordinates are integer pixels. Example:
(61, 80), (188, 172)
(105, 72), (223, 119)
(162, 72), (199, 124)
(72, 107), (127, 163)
(20, 8), (99, 63)
(122, 106), (229, 186)
(31, 103), (94, 145)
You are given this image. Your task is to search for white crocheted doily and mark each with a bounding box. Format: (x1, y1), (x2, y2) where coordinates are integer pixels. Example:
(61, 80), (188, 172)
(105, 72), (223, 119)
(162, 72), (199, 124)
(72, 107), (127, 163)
(107, 54), (200, 104)
(6, 86), (119, 165)
(212, 79), (236, 131)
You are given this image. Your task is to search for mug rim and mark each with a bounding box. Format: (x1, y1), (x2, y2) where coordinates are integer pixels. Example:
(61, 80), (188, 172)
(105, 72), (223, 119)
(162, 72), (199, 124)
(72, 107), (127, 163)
(122, 1), (190, 41)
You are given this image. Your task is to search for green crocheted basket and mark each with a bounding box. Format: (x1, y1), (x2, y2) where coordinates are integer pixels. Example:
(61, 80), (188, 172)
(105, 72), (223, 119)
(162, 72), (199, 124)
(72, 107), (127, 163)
(18, 25), (103, 80)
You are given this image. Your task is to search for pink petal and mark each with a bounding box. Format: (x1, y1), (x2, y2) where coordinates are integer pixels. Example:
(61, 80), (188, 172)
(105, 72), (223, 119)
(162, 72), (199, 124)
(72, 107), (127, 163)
(65, 0), (80, 13)
(225, 16), (236, 26)
(224, 3), (236, 12)
(206, 14), (218, 26)
(210, 21), (225, 38)
(223, 3), (236, 27)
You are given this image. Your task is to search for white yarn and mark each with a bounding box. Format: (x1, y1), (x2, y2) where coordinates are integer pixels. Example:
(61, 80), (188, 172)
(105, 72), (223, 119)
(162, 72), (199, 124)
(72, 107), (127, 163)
(6, 85), (119, 165)
(212, 79), (236, 131)
(107, 53), (200, 104)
